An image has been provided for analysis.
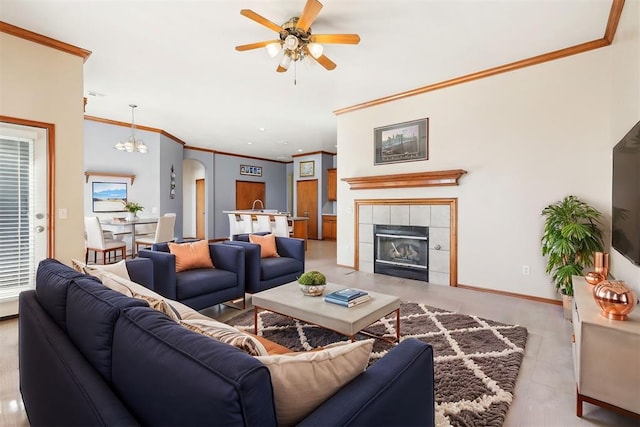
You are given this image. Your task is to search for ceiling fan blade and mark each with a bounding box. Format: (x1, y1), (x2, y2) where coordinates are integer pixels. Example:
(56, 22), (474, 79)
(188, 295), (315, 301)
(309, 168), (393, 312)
(276, 65), (288, 73)
(235, 40), (281, 51)
(240, 9), (283, 33)
(313, 54), (337, 71)
(296, 0), (323, 32)
(311, 34), (360, 45)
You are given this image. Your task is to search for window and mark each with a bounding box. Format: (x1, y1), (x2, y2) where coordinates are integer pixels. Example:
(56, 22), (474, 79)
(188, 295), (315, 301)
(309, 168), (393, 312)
(0, 136), (35, 297)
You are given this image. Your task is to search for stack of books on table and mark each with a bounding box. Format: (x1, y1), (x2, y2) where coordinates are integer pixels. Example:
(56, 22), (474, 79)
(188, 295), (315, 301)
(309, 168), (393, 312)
(324, 288), (371, 307)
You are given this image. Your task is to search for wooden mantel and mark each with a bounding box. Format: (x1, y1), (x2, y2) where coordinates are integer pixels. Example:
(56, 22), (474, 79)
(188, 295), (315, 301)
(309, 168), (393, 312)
(342, 169), (467, 190)
(84, 171), (136, 185)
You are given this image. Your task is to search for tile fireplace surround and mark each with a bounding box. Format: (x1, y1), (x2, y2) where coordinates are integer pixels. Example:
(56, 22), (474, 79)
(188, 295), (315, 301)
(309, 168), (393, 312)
(355, 199), (457, 286)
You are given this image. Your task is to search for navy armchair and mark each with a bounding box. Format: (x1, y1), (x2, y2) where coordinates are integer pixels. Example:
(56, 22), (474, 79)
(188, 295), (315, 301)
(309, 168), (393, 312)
(138, 242), (245, 310)
(226, 234), (304, 294)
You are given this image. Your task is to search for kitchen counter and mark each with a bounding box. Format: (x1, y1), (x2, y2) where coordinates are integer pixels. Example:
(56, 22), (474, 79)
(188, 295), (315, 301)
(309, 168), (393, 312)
(222, 210), (307, 220)
(223, 210), (309, 249)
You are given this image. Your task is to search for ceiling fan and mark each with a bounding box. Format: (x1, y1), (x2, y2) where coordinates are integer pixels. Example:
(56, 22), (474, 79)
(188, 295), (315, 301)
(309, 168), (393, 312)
(235, 0), (360, 72)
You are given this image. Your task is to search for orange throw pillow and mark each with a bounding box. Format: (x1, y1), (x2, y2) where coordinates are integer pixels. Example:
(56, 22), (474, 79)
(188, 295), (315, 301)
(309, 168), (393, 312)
(249, 233), (280, 258)
(168, 240), (214, 272)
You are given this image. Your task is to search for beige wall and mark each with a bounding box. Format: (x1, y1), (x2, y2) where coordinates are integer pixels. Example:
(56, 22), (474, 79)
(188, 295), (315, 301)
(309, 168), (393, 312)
(336, 4), (640, 300)
(0, 33), (86, 264)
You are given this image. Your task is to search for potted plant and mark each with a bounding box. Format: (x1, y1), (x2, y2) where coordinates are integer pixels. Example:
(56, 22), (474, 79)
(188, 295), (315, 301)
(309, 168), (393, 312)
(297, 270), (327, 296)
(541, 195), (604, 317)
(123, 201), (144, 221)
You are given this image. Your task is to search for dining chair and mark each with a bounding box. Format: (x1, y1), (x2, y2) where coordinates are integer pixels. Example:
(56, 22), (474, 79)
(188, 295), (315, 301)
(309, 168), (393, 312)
(273, 215), (292, 237)
(84, 216), (127, 264)
(135, 215), (176, 254)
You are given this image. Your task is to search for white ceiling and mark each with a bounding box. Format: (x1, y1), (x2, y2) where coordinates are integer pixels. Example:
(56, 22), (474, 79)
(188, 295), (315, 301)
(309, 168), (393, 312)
(1, 0), (613, 161)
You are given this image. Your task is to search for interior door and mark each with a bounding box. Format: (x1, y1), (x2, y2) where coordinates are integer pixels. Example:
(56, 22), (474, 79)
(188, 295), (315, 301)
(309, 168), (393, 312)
(195, 178), (205, 239)
(296, 179), (318, 239)
(236, 181), (266, 210)
(0, 119), (51, 316)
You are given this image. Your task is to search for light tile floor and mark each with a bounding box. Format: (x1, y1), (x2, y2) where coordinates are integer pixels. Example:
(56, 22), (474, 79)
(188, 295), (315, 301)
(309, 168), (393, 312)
(0, 240), (637, 426)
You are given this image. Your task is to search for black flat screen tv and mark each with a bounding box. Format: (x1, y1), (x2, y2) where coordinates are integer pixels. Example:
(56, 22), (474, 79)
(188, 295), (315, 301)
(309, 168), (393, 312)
(612, 120), (640, 265)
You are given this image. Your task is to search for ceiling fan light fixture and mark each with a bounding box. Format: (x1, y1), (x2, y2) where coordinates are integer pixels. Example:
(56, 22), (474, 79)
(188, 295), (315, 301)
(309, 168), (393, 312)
(307, 42), (323, 59)
(279, 53), (292, 69)
(266, 42), (282, 58)
(283, 34), (299, 51)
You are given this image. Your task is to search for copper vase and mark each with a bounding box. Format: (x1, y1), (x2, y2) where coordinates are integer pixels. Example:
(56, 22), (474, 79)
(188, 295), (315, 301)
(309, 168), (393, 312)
(585, 271), (605, 285)
(592, 280), (637, 321)
(593, 252), (609, 280)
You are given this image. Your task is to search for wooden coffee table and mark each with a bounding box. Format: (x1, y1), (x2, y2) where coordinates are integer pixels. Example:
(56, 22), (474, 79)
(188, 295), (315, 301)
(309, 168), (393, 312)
(252, 282), (401, 342)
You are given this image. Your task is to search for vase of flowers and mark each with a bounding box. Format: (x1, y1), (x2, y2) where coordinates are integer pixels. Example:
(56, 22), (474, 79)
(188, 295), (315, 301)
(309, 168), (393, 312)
(123, 201), (143, 221)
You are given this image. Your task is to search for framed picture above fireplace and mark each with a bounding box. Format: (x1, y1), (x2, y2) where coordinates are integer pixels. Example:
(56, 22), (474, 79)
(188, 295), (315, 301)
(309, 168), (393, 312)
(374, 118), (429, 165)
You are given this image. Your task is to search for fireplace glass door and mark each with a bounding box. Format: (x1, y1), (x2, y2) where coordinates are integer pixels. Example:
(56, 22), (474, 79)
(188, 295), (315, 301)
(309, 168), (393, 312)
(374, 225), (428, 282)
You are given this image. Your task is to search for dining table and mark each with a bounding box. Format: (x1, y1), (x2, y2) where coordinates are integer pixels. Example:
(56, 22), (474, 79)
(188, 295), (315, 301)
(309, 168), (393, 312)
(101, 217), (159, 257)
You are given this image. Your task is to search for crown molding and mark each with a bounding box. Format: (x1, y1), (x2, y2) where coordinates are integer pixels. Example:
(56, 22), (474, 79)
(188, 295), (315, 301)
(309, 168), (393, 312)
(292, 150), (336, 158)
(334, 0), (624, 115)
(211, 149), (291, 164)
(0, 21), (91, 62)
(84, 115), (186, 146)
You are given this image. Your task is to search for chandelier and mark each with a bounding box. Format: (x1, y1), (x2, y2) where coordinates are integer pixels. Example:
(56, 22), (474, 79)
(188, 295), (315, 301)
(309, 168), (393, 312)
(266, 17), (324, 71)
(114, 104), (148, 153)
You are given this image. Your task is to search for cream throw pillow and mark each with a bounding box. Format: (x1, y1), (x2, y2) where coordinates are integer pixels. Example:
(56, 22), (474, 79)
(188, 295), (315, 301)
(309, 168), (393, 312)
(256, 339), (374, 426)
(180, 318), (268, 357)
(71, 259), (131, 280)
(90, 271), (181, 322)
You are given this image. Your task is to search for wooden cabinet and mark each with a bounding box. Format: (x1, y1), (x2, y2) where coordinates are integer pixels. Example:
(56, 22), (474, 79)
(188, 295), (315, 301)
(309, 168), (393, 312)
(327, 168), (337, 201)
(322, 215), (337, 240)
(571, 276), (640, 418)
(292, 218), (308, 250)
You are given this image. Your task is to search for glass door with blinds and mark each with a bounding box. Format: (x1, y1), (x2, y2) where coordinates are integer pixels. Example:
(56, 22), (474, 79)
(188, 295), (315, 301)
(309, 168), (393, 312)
(0, 123), (48, 315)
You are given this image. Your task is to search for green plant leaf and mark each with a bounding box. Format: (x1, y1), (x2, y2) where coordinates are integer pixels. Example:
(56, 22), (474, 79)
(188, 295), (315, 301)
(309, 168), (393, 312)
(540, 195), (604, 295)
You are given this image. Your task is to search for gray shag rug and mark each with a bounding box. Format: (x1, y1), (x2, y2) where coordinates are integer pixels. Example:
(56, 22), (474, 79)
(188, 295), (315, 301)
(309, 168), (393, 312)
(229, 302), (528, 427)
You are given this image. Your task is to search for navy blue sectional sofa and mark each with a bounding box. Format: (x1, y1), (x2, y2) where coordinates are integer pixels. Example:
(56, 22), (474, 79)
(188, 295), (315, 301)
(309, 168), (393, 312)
(19, 258), (436, 426)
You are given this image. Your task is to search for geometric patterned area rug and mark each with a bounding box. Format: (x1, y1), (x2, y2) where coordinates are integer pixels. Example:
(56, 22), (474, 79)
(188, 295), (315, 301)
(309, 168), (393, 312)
(228, 302), (528, 427)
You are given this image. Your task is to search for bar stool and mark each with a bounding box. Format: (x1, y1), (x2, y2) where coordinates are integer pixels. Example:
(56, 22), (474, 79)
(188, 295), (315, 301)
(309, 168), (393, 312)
(240, 214), (253, 233)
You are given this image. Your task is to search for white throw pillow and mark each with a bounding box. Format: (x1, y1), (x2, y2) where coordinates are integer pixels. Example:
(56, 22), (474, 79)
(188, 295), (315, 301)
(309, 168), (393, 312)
(89, 271), (180, 321)
(256, 339), (374, 426)
(71, 259), (131, 280)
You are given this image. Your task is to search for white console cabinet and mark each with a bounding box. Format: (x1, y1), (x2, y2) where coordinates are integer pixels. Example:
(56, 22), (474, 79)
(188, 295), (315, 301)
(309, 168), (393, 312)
(571, 276), (640, 418)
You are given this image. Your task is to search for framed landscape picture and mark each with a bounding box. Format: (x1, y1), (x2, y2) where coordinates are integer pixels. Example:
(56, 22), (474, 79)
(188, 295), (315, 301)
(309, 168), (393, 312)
(300, 160), (315, 177)
(374, 118), (429, 165)
(92, 182), (127, 212)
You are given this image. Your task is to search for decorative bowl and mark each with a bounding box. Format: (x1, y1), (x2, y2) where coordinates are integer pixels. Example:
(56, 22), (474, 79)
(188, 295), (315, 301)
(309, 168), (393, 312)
(297, 270), (327, 296)
(593, 280), (637, 321)
(585, 271), (605, 285)
(298, 283), (326, 297)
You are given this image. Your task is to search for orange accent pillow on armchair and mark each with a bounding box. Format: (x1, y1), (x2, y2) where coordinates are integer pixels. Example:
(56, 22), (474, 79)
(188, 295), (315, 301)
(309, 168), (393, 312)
(168, 240), (214, 272)
(249, 233), (280, 258)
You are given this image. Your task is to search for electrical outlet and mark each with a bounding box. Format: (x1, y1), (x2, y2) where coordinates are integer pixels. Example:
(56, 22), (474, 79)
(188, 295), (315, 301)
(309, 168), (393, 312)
(58, 208), (67, 219)
(522, 265), (530, 276)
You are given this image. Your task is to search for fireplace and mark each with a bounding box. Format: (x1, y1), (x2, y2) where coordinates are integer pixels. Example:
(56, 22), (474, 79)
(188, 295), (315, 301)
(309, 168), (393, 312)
(374, 224), (428, 282)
